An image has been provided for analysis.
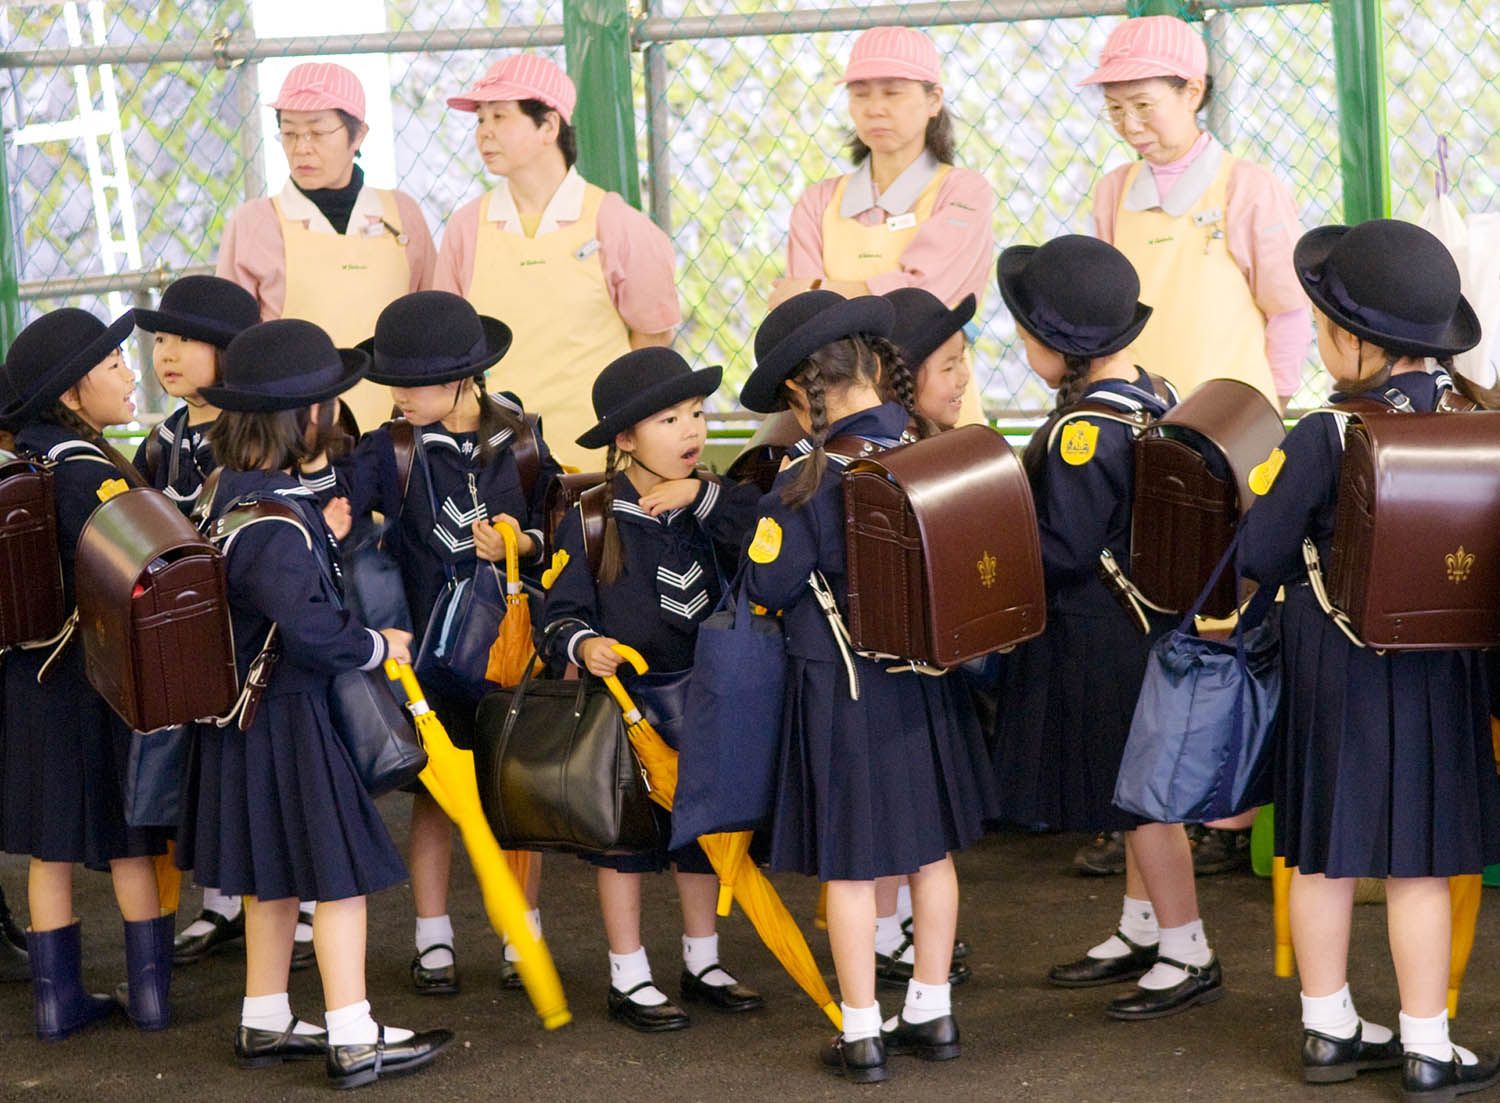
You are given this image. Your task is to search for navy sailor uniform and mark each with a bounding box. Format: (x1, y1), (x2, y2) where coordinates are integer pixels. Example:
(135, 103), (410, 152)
(1, 424), (169, 866)
(544, 468), (759, 873)
(131, 405), (216, 507)
(990, 370), (1175, 833)
(745, 401), (996, 882)
(174, 468), (407, 901)
(1239, 368), (1500, 877)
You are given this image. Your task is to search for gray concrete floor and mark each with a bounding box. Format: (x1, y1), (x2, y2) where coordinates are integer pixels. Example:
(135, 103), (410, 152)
(2, 811), (1498, 1102)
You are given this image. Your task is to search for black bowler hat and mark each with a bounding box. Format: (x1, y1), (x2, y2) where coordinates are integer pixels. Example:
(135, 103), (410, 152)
(1295, 220), (1480, 359)
(199, 319), (368, 412)
(887, 288), (976, 368)
(0, 307), (135, 425)
(997, 235), (1152, 359)
(577, 347), (722, 449)
(357, 290), (512, 386)
(134, 275), (260, 349)
(740, 291), (895, 414)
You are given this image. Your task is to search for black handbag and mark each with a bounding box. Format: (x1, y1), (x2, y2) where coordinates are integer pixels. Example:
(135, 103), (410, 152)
(328, 665), (427, 797)
(123, 725), (192, 828)
(342, 515), (413, 635)
(473, 631), (658, 855)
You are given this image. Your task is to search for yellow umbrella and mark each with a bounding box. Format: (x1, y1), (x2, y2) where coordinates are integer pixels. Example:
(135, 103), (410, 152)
(486, 523), (542, 688)
(155, 845), (181, 916)
(384, 659), (570, 1029)
(601, 646), (841, 1029)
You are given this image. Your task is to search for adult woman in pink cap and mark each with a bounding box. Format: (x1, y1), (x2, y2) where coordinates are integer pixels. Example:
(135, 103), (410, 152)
(1083, 15), (1309, 410)
(779, 25), (993, 426)
(436, 53), (680, 471)
(217, 61), (437, 433)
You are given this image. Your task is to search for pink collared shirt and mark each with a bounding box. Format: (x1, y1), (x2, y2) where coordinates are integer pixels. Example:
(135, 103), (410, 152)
(434, 171), (681, 337)
(1092, 138), (1311, 397)
(787, 159), (996, 306)
(216, 182), (436, 319)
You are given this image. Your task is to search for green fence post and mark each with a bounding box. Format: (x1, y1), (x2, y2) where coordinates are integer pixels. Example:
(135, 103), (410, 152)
(1125, 1), (1200, 18)
(0, 125), (21, 350)
(1329, 0), (1390, 223)
(563, 0), (641, 210)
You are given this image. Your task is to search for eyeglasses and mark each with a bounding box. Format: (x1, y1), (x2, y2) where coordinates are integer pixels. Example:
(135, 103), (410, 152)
(278, 126), (346, 147)
(1100, 101), (1161, 126)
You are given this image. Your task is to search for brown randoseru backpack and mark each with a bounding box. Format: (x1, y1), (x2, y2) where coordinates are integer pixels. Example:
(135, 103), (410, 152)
(1305, 405), (1500, 650)
(0, 455), (68, 650)
(1127, 379), (1286, 618)
(544, 471), (607, 558)
(841, 424), (1047, 668)
(75, 486), (238, 732)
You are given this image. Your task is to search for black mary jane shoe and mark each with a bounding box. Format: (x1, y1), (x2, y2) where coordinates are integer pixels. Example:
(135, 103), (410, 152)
(821, 1034), (890, 1083)
(1105, 956), (1224, 1021)
(172, 909), (245, 966)
(235, 1019), (328, 1068)
(876, 934), (971, 991)
(882, 1013), (961, 1062)
(1048, 931), (1158, 989)
(326, 1025), (454, 1090)
(290, 909), (318, 973)
(1302, 1024), (1403, 1083)
(497, 957), (525, 990)
(607, 982), (691, 1033)
(410, 944), (459, 996)
(679, 965), (765, 1013)
(1403, 1050), (1500, 1102)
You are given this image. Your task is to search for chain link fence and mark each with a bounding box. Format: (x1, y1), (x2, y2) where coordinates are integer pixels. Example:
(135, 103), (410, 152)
(0, 1), (1492, 424)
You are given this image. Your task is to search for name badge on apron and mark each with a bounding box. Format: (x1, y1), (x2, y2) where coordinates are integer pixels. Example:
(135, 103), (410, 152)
(885, 212), (918, 232)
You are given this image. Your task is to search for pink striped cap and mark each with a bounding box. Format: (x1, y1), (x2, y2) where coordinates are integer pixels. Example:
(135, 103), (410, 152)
(446, 54), (577, 123)
(1081, 16), (1208, 85)
(839, 26), (942, 85)
(269, 62), (366, 121)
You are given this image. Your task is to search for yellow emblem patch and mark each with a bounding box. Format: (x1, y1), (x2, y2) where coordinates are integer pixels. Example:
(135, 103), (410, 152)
(748, 516), (783, 564)
(1248, 447), (1286, 496)
(541, 548), (571, 591)
(1059, 421), (1099, 466)
(95, 478), (129, 502)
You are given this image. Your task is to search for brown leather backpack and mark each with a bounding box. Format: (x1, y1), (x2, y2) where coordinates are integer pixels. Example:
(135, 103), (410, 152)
(0, 455), (68, 650)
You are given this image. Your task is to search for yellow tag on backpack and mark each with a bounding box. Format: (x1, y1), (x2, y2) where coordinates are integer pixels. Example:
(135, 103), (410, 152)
(1248, 446), (1286, 496)
(748, 516), (782, 564)
(1059, 421), (1099, 466)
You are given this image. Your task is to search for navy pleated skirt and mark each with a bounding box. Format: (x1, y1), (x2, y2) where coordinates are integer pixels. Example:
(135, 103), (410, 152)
(177, 687), (407, 902)
(1, 642), (167, 867)
(991, 589), (1167, 834)
(767, 654), (996, 882)
(1276, 585), (1500, 878)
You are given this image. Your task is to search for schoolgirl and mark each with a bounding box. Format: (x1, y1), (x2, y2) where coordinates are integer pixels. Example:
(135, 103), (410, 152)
(887, 287), (975, 432)
(739, 291), (994, 1082)
(336, 290), (561, 995)
(132, 275), (260, 507)
(175, 319), (451, 1087)
(1239, 219), (1500, 1098)
(541, 346), (764, 1032)
(990, 235), (1222, 1020)
(0, 308), (171, 1039)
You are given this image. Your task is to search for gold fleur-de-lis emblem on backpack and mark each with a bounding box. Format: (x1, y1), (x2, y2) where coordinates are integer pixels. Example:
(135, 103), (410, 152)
(1446, 545), (1475, 583)
(977, 550), (997, 589)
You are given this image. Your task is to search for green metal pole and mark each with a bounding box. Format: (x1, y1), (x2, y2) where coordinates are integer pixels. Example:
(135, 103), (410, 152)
(1329, 0), (1390, 223)
(563, 0), (641, 210)
(1125, 1), (1200, 18)
(0, 124), (21, 350)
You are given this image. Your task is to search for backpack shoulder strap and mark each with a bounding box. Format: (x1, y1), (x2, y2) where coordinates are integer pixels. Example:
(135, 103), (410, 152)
(209, 497), (314, 556)
(1045, 405), (1153, 453)
(512, 412), (542, 501)
(577, 482), (610, 580)
(142, 425), (164, 484)
(387, 419), (416, 503)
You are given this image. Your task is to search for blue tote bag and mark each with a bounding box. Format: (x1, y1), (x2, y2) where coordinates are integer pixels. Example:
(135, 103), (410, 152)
(669, 573), (786, 849)
(1113, 533), (1281, 824)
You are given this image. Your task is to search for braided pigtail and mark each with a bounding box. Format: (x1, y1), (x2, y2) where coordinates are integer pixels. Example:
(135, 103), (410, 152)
(597, 443), (626, 586)
(780, 361), (828, 509)
(877, 338), (937, 439)
(1054, 354), (1092, 413)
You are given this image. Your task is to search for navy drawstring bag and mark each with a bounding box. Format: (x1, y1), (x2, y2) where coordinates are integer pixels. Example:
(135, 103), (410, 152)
(1113, 531), (1281, 824)
(669, 571), (786, 849)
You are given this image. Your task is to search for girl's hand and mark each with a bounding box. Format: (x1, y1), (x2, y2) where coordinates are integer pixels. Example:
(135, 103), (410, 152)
(639, 478), (700, 517)
(578, 636), (625, 677)
(472, 518), (506, 562)
(494, 513), (536, 556)
(322, 496), (352, 541)
(379, 627), (413, 665)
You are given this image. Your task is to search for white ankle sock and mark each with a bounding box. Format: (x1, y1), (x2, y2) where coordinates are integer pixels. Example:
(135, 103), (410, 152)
(1300, 984), (1393, 1043)
(240, 992), (324, 1036)
(503, 908), (541, 964)
(1088, 896), (1158, 959)
(415, 915), (454, 970)
(294, 902), (315, 945)
(183, 888), (241, 937)
(895, 883), (914, 926)
(682, 933), (733, 987)
(1400, 1009), (1474, 1064)
(1138, 919), (1212, 990)
(325, 1000), (412, 1047)
(610, 947), (666, 1006)
(899, 979), (950, 1026)
(874, 914), (904, 958)
(842, 1002), (882, 1043)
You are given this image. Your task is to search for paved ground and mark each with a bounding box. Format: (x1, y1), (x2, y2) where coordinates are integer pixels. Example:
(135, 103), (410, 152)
(2, 810), (1498, 1102)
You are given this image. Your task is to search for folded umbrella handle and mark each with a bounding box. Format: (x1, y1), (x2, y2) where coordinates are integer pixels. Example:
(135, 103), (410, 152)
(495, 520), (523, 596)
(383, 658), (433, 717)
(601, 643), (649, 720)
